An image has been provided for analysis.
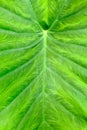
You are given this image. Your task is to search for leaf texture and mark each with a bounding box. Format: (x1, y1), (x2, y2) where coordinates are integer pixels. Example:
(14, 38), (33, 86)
(0, 0), (87, 130)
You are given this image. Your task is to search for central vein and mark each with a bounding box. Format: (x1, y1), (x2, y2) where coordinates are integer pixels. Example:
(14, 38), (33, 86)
(42, 30), (47, 124)
(43, 30), (47, 68)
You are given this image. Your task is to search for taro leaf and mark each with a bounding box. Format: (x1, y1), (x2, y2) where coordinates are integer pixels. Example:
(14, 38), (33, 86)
(0, 0), (87, 130)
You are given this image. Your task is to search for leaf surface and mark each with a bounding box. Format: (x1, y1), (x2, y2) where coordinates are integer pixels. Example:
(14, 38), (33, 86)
(0, 0), (87, 130)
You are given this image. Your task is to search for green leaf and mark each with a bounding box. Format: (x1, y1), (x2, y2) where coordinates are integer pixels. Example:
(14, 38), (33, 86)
(0, 0), (87, 130)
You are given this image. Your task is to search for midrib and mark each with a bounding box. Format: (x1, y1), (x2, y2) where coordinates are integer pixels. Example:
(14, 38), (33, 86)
(42, 30), (47, 125)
